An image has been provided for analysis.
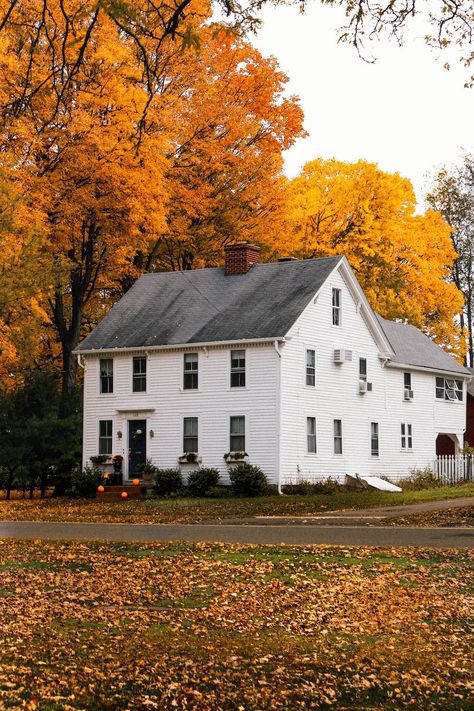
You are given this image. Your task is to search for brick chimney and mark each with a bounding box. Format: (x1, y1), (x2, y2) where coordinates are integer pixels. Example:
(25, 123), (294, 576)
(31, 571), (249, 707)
(224, 243), (260, 276)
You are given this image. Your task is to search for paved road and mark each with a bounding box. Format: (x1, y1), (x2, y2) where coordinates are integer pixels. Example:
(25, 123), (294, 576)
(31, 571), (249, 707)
(0, 520), (472, 548)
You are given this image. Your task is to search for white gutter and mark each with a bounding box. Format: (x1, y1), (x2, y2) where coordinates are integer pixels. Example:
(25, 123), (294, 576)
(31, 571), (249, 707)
(274, 340), (283, 495)
(73, 336), (286, 356)
(384, 360), (470, 379)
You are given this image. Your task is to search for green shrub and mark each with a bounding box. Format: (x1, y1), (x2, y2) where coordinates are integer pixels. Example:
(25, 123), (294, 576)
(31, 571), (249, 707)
(206, 485), (232, 498)
(229, 463), (268, 497)
(187, 468), (220, 497)
(66, 465), (102, 498)
(281, 477), (341, 495)
(400, 468), (440, 491)
(153, 468), (183, 496)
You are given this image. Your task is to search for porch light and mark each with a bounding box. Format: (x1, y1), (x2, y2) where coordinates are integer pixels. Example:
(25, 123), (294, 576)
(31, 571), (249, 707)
(150, 430), (154, 438)
(117, 431), (122, 439)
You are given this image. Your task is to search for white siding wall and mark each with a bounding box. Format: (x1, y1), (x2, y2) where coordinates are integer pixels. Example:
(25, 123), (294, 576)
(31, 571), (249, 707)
(279, 266), (467, 482)
(83, 344), (279, 483)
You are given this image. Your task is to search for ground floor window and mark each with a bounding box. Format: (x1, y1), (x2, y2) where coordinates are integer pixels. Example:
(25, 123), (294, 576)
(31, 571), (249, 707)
(307, 417), (317, 453)
(230, 416), (245, 452)
(183, 417), (198, 453)
(99, 420), (112, 455)
(401, 423), (413, 450)
(333, 419), (343, 454)
(370, 422), (379, 456)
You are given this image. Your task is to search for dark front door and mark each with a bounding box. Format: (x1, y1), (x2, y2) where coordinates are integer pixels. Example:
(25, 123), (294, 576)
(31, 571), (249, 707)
(128, 420), (146, 478)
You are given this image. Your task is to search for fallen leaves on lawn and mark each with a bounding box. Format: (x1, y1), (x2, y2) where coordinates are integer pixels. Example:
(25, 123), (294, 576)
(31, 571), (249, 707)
(384, 506), (474, 528)
(0, 541), (472, 709)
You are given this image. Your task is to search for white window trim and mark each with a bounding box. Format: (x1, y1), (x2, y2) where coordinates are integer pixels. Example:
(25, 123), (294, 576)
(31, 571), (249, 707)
(370, 421), (379, 457)
(182, 416), (199, 454)
(333, 418), (343, 455)
(229, 348), (247, 390)
(98, 419), (113, 457)
(98, 358), (114, 397)
(182, 352), (199, 392)
(331, 287), (342, 327)
(305, 347), (316, 388)
(435, 376), (464, 403)
(229, 415), (246, 453)
(306, 415), (317, 455)
(132, 355), (147, 395)
(401, 422), (413, 451)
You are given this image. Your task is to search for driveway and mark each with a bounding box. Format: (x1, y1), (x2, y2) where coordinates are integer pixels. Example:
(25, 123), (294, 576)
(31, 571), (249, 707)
(0, 520), (472, 548)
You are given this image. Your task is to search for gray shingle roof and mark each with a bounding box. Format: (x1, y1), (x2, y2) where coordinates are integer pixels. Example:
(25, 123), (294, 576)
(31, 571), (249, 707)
(77, 256), (342, 351)
(376, 315), (470, 376)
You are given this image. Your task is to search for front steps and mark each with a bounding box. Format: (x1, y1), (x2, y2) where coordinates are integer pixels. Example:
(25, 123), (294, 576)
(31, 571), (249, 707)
(96, 484), (148, 500)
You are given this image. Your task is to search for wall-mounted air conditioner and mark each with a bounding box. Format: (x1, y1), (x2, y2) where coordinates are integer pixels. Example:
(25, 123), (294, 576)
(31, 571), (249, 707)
(404, 388), (414, 400)
(334, 348), (353, 364)
(359, 380), (373, 394)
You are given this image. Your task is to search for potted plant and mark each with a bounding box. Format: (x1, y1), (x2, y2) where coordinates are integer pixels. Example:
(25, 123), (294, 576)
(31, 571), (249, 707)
(112, 455), (123, 485)
(136, 458), (156, 486)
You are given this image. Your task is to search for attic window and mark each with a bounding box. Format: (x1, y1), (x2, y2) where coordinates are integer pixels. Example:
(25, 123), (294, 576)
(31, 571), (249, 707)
(332, 288), (341, 326)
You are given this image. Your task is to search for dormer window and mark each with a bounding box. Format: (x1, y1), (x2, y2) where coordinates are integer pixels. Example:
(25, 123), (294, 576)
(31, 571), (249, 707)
(332, 288), (341, 326)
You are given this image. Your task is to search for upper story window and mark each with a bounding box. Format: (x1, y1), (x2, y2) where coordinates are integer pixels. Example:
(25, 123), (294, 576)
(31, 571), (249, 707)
(99, 420), (112, 455)
(230, 349), (246, 388)
(332, 288), (341, 326)
(307, 417), (317, 453)
(333, 419), (343, 455)
(306, 349), (315, 386)
(183, 417), (198, 453)
(435, 377), (463, 402)
(132, 357), (147, 392)
(401, 423), (413, 450)
(100, 358), (113, 394)
(183, 353), (198, 390)
(371, 422), (379, 456)
(230, 416), (245, 452)
(359, 358), (367, 382)
(404, 372), (412, 390)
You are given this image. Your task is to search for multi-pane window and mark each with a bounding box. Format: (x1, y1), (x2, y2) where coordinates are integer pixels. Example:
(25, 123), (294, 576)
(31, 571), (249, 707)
(404, 372), (412, 390)
(333, 419), (343, 454)
(435, 377), (463, 402)
(307, 417), (317, 453)
(132, 357), (147, 392)
(359, 358), (367, 382)
(183, 417), (198, 453)
(306, 349), (316, 386)
(332, 288), (341, 326)
(183, 353), (198, 390)
(99, 420), (112, 455)
(371, 422), (379, 456)
(100, 358), (113, 394)
(230, 350), (246, 388)
(230, 416), (245, 452)
(401, 423), (413, 450)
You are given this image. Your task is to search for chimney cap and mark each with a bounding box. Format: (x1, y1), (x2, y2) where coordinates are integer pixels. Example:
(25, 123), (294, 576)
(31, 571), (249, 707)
(224, 242), (260, 251)
(278, 256), (298, 262)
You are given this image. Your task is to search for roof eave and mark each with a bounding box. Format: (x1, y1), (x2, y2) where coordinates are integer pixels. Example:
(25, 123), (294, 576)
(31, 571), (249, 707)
(385, 360), (471, 378)
(73, 336), (286, 356)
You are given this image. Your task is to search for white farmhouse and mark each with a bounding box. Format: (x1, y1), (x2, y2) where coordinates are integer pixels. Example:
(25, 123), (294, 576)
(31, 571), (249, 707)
(76, 243), (470, 487)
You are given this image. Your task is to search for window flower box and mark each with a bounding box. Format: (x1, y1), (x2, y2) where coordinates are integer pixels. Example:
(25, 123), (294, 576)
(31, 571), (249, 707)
(178, 452), (202, 465)
(224, 451), (249, 464)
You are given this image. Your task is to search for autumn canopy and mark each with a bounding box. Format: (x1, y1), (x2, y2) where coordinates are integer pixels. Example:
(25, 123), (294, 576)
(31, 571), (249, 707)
(0, 0), (466, 399)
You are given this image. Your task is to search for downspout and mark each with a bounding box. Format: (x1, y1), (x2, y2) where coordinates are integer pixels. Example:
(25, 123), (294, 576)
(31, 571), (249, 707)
(77, 354), (85, 370)
(274, 340), (283, 494)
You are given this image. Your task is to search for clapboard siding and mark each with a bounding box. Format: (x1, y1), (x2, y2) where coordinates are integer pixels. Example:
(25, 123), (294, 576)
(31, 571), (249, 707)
(279, 266), (466, 482)
(83, 344), (278, 482)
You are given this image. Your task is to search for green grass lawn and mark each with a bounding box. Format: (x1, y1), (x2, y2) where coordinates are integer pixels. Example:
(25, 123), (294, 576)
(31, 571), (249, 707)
(0, 483), (473, 523)
(0, 540), (471, 709)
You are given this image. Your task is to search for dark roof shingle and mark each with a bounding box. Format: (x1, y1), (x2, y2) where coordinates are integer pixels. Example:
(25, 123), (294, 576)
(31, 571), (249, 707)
(77, 256), (342, 351)
(376, 315), (469, 376)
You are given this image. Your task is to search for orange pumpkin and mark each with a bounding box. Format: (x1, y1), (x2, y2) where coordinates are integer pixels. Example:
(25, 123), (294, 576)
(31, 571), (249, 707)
(132, 478), (140, 486)
(121, 491), (129, 499)
(97, 485), (105, 493)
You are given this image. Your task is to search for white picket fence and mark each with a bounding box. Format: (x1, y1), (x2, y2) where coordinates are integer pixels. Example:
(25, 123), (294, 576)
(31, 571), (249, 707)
(433, 455), (474, 485)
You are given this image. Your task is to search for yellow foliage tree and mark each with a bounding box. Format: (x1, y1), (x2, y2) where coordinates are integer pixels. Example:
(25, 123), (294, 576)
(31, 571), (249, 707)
(277, 159), (464, 356)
